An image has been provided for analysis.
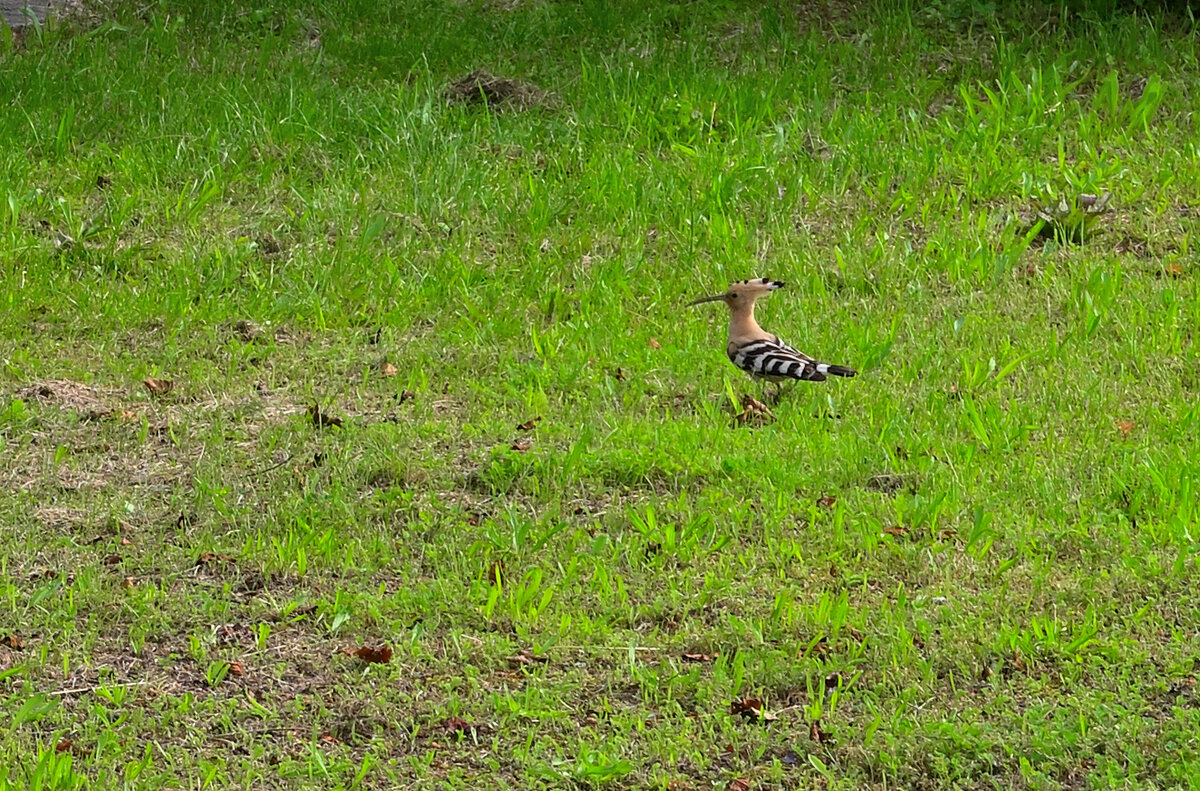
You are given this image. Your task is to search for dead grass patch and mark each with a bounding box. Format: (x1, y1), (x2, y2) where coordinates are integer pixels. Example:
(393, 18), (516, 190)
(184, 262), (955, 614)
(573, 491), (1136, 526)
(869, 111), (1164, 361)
(33, 505), (90, 531)
(15, 379), (120, 415)
(2, 380), (320, 500)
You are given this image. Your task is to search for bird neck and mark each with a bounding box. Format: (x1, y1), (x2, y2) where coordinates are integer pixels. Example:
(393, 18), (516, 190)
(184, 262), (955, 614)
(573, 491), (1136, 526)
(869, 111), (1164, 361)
(728, 299), (765, 342)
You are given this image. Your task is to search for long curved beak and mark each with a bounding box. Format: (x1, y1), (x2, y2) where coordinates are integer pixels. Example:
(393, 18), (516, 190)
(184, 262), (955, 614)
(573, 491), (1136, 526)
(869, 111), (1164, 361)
(687, 294), (726, 307)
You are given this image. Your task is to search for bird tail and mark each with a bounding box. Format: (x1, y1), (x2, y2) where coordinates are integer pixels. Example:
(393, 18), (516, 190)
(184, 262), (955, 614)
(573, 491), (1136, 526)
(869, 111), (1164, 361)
(817, 363), (856, 378)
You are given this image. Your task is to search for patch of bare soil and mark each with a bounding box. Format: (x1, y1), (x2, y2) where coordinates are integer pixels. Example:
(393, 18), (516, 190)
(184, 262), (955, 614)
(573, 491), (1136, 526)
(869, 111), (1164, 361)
(444, 70), (551, 111)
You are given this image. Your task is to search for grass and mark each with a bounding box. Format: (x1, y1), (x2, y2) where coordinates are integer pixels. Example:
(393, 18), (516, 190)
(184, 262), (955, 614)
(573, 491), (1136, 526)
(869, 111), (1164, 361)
(1, 0), (1199, 788)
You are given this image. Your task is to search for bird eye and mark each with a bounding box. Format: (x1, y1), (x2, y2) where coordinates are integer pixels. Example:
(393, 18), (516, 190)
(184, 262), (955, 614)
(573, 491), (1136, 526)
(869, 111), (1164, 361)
(729, 293), (738, 299)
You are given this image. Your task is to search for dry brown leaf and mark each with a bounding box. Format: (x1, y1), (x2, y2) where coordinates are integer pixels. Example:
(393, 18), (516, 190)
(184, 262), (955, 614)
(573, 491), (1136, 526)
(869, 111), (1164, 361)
(143, 377), (174, 397)
(648, 337), (661, 349)
(442, 716), (483, 736)
(682, 652), (717, 663)
(102, 554), (122, 566)
(309, 404), (344, 429)
(121, 576), (136, 588)
(516, 416), (542, 431)
(194, 552), (233, 567)
(510, 439), (532, 453)
(1, 634), (24, 650)
(487, 561), (505, 585)
(1117, 420), (1135, 438)
(1162, 262), (1185, 278)
(319, 732), (341, 745)
(726, 779), (751, 791)
(1010, 651), (1028, 673)
(816, 495), (837, 509)
(229, 661), (245, 677)
(381, 363), (399, 378)
(119, 537), (133, 546)
(883, 525), (909, 537)
(730, 697), (776, 723)
(507, 649), (549, 668)
(809, 719), (831, 743)
(352, 644), (393, 664)
(804, 637), (831, 659)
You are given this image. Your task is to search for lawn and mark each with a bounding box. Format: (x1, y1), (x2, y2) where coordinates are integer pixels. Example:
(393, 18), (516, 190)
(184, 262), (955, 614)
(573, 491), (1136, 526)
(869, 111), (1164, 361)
(1, 0), (1199, 788)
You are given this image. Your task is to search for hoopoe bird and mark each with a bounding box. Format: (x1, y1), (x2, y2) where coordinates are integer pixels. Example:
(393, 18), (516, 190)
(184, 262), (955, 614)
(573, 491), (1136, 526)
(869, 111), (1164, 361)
(689, 278), (856, 396)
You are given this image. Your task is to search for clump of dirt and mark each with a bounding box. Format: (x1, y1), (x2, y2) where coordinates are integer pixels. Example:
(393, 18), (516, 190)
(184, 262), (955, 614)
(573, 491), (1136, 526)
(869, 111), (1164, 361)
(865, 473), (916, 495)
(444, 70), (550, 111)
(734, 394), (775, 428)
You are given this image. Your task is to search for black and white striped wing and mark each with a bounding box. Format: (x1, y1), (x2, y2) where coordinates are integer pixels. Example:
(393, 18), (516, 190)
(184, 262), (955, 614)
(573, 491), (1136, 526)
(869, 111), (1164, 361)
(729, 337), (828, 382)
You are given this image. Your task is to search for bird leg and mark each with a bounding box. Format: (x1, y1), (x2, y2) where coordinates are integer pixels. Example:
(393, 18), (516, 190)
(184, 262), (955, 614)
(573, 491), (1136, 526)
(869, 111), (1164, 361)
(766, 379), (801, 406)
(762, 379), (786, 406)
(758, 378), (775, 405)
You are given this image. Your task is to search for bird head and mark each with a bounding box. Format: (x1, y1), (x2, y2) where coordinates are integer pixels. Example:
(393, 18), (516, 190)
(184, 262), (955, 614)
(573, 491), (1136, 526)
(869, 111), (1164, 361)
(687, 278), (785, 309)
